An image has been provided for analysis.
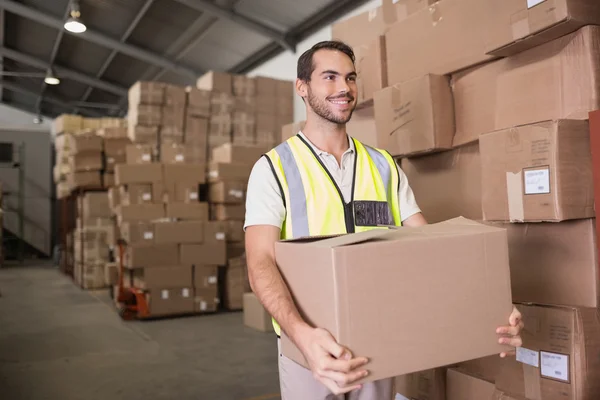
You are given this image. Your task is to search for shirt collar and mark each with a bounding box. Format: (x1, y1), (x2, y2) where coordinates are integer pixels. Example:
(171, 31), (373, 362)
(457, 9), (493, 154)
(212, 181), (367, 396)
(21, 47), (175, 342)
(297, 131), (355, 157)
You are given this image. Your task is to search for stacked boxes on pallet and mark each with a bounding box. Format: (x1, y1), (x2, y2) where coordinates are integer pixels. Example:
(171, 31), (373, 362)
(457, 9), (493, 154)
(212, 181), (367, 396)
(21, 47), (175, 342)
(329, 0), (600, 398)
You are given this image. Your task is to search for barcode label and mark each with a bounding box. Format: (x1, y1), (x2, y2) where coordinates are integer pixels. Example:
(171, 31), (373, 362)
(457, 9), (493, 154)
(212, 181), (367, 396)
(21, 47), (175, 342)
(540, 351), (569, 382)
(161, 290), (169, 299)
(216, 232), (225, 241)
(142, 154), (151, 161)
(182, 288), (190, 298)
(524, 168), (550, 194)
(517, 347), (539, 367)
(208, 276), (217, 284)
(527, 0), (546, 8)
(143, 231), (153, 240)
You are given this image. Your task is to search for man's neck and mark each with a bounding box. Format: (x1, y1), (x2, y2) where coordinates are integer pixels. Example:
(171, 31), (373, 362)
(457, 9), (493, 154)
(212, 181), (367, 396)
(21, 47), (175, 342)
(302, 118), (349, 157)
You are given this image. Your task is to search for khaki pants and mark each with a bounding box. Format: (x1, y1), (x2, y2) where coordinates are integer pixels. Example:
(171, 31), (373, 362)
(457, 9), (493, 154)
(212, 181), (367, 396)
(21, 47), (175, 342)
(277, 339), (394, 400)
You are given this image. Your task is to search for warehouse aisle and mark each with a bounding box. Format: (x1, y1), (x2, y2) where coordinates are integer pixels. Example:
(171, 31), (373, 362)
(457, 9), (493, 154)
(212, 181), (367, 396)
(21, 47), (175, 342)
(0, 263), (281, 400)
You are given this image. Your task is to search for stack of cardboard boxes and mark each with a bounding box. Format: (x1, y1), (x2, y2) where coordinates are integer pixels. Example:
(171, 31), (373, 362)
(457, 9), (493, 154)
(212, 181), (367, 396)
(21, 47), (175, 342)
(73, 192), (115, 289)
(332, 0), (600, 398)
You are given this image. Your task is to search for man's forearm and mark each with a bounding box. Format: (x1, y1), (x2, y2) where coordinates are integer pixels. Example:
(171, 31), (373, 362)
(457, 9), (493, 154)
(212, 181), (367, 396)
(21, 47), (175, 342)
(249, 257), (311, 344)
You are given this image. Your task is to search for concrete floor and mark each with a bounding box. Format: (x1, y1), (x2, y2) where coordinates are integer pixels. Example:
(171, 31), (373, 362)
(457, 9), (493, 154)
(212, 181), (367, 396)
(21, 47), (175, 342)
(0, 262), (281, 400)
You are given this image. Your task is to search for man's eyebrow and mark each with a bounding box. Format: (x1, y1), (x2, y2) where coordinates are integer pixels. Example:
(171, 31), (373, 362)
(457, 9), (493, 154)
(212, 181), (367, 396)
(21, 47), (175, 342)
(320, 70), (357, 77)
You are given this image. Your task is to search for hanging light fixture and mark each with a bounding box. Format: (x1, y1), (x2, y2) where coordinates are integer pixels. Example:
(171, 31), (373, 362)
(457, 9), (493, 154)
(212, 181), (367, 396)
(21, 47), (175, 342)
(64, 0), (87, 34)
(44, 69), (60, 85)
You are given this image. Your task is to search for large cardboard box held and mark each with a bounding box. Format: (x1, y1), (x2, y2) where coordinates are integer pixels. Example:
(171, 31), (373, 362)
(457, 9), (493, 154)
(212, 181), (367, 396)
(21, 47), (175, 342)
(385, 0), (495, 85)
(491, 219), (598, 308)
(401, 142), (482, 224)
(483, 0), (600, 57)
(446, 368), (495, 400)
(452, 26), (600, 146)
(374, 74), (454, 157)
(480, 120), (594, 222)
(278, 218), (512, 383)
(495, 304), (600, 400)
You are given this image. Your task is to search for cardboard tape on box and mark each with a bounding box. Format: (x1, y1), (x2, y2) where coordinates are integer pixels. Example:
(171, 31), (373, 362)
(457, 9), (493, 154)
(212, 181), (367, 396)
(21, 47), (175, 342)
(522, 362), (542, 400)
(506, 171), (525, 222)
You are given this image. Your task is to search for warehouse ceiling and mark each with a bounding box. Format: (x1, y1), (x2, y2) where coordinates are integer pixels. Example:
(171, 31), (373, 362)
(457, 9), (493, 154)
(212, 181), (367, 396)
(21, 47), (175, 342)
(0, 0), (370, 119)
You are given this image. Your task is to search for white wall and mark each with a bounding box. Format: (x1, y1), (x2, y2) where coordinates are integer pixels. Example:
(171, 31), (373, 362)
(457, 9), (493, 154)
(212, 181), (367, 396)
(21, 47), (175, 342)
(0, 103), (52, 132)
(248, 0), (381, 122)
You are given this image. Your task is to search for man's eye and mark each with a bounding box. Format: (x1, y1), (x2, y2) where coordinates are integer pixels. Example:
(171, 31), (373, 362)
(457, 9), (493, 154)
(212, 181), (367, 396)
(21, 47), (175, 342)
(325, 75), (335, 80)
(347, 76), (357, 82)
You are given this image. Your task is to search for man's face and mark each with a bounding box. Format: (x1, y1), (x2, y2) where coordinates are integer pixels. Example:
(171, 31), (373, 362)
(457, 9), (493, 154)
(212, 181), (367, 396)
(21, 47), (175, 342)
(300, 49), (358, 125)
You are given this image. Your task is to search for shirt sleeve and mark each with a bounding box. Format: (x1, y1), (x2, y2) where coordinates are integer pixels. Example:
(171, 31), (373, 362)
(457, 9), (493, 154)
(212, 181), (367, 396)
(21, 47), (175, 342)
(244, 156), (286, 230)
(395, 159), (422, 222)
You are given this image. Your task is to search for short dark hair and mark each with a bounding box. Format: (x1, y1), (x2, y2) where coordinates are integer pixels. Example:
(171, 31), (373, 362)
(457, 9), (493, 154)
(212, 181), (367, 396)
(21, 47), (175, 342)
(297, 41), (355, 82)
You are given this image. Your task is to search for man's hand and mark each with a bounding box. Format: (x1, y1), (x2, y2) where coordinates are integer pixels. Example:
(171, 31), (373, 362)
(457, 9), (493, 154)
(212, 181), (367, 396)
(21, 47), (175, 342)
(296, 326), (370, 395)
(496, 305), (524, 358)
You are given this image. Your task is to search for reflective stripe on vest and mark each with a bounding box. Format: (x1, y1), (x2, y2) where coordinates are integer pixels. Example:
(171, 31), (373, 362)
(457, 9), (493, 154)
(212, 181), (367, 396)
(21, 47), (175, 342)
(265, 134), (402, 336)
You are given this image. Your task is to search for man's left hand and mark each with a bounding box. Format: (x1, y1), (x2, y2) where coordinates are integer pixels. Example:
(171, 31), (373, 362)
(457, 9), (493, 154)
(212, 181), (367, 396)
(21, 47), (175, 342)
(496, 305), (524, 358)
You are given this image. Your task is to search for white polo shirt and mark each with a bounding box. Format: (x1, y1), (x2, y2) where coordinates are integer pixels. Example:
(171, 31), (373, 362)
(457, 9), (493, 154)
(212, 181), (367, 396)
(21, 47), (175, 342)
(243, 132), (421, 230)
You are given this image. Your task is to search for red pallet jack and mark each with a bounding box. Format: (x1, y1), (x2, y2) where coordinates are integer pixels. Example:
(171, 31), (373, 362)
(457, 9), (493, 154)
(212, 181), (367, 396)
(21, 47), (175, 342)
(115, 239), (150, 320)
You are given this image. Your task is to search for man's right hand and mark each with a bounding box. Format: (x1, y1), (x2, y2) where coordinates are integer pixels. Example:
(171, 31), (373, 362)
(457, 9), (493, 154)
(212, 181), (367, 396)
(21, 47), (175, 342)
(295, 326), (370, 395)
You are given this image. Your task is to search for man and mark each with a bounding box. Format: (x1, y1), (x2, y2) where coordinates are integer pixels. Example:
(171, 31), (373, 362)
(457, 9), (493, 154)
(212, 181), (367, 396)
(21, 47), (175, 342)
(244, 41), (523, 399)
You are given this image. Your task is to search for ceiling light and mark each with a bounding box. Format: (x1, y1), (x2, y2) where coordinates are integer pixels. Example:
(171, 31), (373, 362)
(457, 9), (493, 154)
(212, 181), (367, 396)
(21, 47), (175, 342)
(64, 1), (87, 34)
(44, 70), (60, 85)
(33, 115), (43, 124)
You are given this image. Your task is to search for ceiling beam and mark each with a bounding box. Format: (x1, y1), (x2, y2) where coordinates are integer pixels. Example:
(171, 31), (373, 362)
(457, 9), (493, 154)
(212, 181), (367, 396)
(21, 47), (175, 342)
(0, 0), (200, 79)
(1, 79), (103, 117)
(35, 3), (71, 116)
(0, 46), (127, 97)
(172, 0), (295, 51)
(77, 0), (155, 112)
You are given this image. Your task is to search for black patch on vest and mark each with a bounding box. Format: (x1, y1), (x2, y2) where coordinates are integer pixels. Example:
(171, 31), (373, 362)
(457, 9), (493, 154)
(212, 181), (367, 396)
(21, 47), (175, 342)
(353, 201), (393, 227)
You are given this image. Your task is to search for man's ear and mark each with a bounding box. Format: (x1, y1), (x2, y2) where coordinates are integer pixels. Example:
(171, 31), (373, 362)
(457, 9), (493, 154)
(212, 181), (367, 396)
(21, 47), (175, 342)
(296, 78), (307, 99)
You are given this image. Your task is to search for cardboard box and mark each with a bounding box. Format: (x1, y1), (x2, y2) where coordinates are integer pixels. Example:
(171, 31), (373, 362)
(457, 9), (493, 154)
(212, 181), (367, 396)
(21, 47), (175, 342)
(492, 219), (598, 308)
(146, 287), (195, 317)
(232, 112), (256, 146)
(211, 204), (245, 221)
(394, 368), (446, 400)
(187, 88), (211, 118)
(455, 355), (502, 385)
(160, 143), (204, 164)
(281, 121), (305, 143)
(255, 95), (277, 115)
(133, 265), (192, 289)
(209, 113), (232, 140)
(97, 127), (127, 139)
(154, 221), (204, 244)
(446, 369), (495, 400)
(115, 164), (162, 185)
(70, 152), (103, 172)
(104, 154), (126, 172)
(117, 204), (165, 223)
(71, 134), (103, 153)
(128, 81), (165, 106)
(355, 36), (387, 106)
(163, 84), (186, 106)
(162, 164), (206, 185)
(209, 181), (246, 204)
(234, 95), (256, 114)
(161, 106), (185, 130)
(204, 221), (228, 244)
(243, 292), (271, 332)
(211, 143), (269, 165)
(277, 218), (512, 382)
(82, 118), (102, 130)
(208, 162), (251, 183)
(70, 171), (102, 188)
(100, 118), (126, 129)
(255, 113), (278, 141)
(373, 74), (454, 157)
(495, 304), (600, 400)
(194, 287), (219, 313)
(119, 184), (154, 205)
(386, 0), (495, 85)
(103, 138), (131, 156)
(227, 242), (245, 259)
(104, 262), (118, 286)
(346, 106), (389, 152)
(185, 116), (208, 143)
(453, 26), (600, 145)
(127, 125), (159, 146)
(126, 243), (179, 268)
(480, 120), (594, 222)
(484, 0), (600, 57)
(120, 222), (155, 245)
(80, 192), (111, 219)
(401, 142), (482, 223)
(255, 76), (277, 97)
(210, 92), (235, 115)
(165, 202), (209, 220)
(180, 242), (227, 266)
(128, 104), (162, 126)
(276, 100), (293, 118)
(167, 181), (199, 203)
(108, 187), (120, 211)
(224, 220), (244, 243)
(232, 75), (256, 97)
(224, 261), (247, 310)
(196, 71), (232, 94)
(193, 265), (218, 290)
(54, 114), (83, 134)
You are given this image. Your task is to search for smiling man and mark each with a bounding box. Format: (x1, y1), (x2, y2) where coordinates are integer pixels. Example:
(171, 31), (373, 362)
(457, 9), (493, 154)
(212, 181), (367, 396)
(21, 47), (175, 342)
(244, 41), (523, 400)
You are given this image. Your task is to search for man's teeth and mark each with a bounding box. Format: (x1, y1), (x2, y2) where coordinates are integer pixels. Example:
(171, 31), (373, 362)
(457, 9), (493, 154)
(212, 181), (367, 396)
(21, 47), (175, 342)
(330, 100), (350, 104)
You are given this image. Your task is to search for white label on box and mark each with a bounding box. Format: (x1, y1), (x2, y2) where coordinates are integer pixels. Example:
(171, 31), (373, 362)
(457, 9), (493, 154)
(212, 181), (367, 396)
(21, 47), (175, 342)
(143, 231), (153, 240)
(189, 192), (198, 200)
(182, 288), (190, 298)
(200, 301), (207, 311)
(209, 170), (218, 178)
(541, 352), (569, 382)
(107, 157), (115, 163)
(524, 168), (550, 195)
(142, 193), (151, 201)
(229, 189), (243, 198)
(208, 276), (217, 284)
(395, 394), (410, 400)
(215, 232), (226, 241)
(527, 0), (546, 8)
(142, 153), (151, 161)
(175, 154), (184, 162)
(517, 347), (540, 368)
(161, 290), (169, 299)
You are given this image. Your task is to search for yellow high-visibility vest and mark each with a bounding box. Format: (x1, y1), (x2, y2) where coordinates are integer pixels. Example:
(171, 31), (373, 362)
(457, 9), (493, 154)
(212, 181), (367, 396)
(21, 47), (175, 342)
(264, 134), (402, 336)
